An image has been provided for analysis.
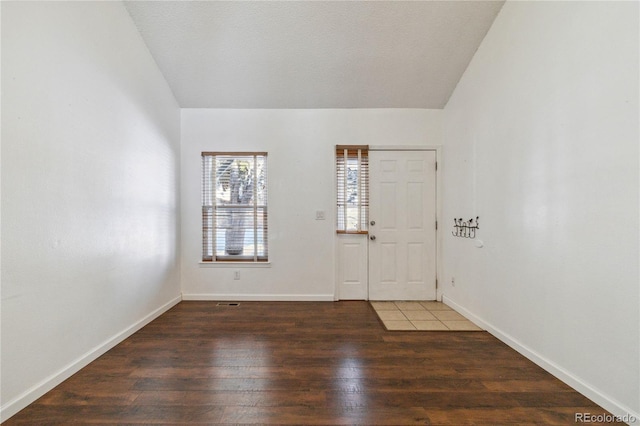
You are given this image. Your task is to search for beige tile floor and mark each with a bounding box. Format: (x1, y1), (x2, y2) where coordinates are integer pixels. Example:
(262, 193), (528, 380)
(370, 301), (483, 331)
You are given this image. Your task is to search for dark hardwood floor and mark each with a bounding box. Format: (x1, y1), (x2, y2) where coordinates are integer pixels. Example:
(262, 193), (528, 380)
(4, 301), (610, 425)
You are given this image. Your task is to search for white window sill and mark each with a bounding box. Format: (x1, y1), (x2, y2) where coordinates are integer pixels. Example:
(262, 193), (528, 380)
(199, 261), (271, 268)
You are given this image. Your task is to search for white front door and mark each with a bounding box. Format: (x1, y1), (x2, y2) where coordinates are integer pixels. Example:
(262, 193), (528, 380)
(368, 150), (437, 300)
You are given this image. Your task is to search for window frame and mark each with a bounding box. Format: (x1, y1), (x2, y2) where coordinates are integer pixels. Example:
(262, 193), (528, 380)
(336, 145), (369, 234)
(201, 152), (268, 263)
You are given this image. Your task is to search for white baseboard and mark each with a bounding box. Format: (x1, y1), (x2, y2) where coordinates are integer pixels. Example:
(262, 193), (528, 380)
(442, 295), (640, 425)
(0, 295), (182, 423)
(181, 293), (335, 302)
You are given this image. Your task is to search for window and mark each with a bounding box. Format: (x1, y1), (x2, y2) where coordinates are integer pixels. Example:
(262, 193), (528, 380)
(336, 145), (368, 234)
(202, 152), (268, 262)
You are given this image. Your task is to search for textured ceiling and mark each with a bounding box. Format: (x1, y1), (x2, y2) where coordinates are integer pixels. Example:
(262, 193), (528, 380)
(124, 1), (504, 109)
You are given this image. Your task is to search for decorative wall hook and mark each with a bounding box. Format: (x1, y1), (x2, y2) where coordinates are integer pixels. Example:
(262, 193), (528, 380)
(452, 216), (479, 239)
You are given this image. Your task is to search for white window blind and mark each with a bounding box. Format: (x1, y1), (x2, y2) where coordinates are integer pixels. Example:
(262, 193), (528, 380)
(202, 152), (268, 262)
(336, 145), (369, 234)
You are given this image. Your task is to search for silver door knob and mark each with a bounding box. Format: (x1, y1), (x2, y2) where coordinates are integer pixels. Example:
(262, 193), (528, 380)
(370, 235), (376, 241)
(370, 220), (376, 226)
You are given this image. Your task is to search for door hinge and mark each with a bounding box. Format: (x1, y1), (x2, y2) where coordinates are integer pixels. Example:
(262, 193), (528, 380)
(436, 279), (438, 289)
(435, 221), (438, 230)
(435, 161), (438, 171)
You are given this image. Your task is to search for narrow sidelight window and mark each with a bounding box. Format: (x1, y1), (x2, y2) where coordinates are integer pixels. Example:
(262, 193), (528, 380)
(202, 152), (268, 262)
(336, 145), (368, 234)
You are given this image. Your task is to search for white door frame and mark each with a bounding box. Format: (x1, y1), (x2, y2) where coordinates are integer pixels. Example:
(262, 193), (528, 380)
(369, 146), (441, 301)
(334, 145), (443, 301)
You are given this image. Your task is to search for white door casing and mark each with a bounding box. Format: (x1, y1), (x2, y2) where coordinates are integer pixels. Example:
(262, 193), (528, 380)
(368, 150), (437, 300)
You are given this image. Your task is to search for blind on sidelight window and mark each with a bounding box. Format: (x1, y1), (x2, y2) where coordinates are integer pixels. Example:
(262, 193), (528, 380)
(336, 145), (368, 234)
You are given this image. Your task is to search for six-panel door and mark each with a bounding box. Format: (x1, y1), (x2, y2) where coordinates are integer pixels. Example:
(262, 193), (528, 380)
(368, 150), (437, 300)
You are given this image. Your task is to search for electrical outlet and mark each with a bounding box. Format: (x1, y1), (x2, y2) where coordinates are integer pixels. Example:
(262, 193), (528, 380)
(315, 210), (326, 220)
(234, 270), (240, 280)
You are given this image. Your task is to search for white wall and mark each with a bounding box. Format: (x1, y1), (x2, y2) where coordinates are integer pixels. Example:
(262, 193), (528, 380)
(1, 2), (181, 420)
(181, 109), (441, 300)
(442, 1), (639, 419)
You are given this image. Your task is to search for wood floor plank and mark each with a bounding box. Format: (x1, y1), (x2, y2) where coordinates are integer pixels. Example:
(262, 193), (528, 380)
(2, 301), (611, 425)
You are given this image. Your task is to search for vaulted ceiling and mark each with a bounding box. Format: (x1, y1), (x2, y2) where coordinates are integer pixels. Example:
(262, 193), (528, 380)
(124, 1), (504, 109)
